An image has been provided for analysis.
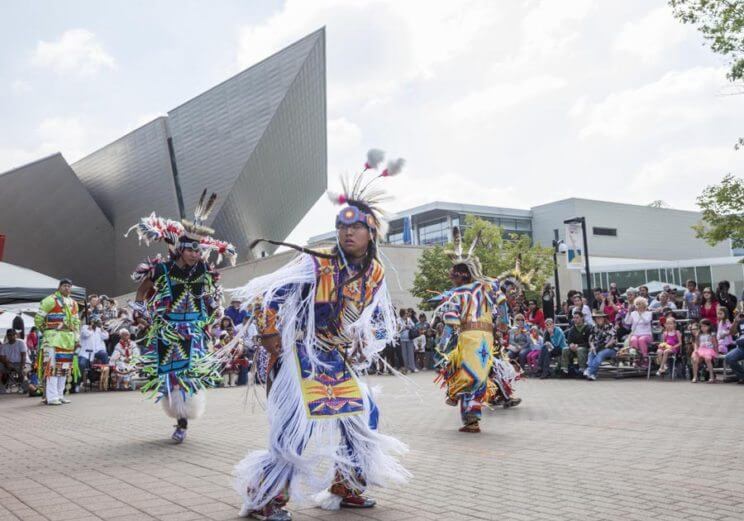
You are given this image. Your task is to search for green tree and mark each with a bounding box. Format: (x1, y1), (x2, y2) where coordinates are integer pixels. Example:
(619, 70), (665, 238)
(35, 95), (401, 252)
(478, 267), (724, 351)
(692, 174), (744, 249)
(670, 0), (744, 82)
(410, 216), (554, 307)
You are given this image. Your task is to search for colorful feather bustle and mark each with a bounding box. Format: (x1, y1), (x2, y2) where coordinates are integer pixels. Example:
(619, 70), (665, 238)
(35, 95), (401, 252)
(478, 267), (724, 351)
(125, 213), (184, 246)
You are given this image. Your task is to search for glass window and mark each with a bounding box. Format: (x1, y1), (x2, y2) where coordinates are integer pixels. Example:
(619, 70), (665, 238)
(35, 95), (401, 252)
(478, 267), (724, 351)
(696, 266), (712, 289)
(680, 267), (697, 287)
(646, 269), (661, 282)
(515, 219), (532, 231)
(501, 218), (518, 230)
(593, 227), (618, 237)
(418, 218), (449, 245)
(387, 231), (404, 245)
(612, 270), (646, 291)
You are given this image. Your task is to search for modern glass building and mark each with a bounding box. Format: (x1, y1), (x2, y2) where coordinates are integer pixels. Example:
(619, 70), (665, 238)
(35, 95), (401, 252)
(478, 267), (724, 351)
(385, 202), (533, 246)
(0, 29), (327, 296)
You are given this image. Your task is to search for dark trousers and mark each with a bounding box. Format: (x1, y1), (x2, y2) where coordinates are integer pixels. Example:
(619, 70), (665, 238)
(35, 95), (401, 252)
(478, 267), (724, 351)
(538, 345), (561, 376)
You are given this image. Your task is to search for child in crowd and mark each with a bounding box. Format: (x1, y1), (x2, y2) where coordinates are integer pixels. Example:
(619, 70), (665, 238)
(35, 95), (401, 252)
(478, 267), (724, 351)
(691, 319), (718, 383)
(715, 307), (733, 355)
(656, 316), (682, 377)
(526, 325), (544, 372)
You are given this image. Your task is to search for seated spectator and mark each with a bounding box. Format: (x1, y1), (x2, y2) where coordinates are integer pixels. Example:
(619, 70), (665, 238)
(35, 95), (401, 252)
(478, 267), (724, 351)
(715, 307), (733, 354)
(638, 285), (650, 301)
(715, 281), (737, 323)
(508, 314), (531, 368)
(570, 293), (594, 326)
(563, 311), (593, 375)
(624, 297), (653, 368)
(539, 318), (567, 379)
(93, 349), (111, 391)
(0, 329), (28, 393)
(225, 298), (247, 328)
(699, 287), (718, 327)
(591, 288), (605, 312)
(691, 319), (718, 383)
(525, 300), (545, 330)
(656, 317), (682, 377)
(77, 318), (109, 392)
(649, 291), (677, 311)
(724, 310), (744, 383)
(110, 329), (140, 390)
(213, 316), (235, 340)
(602, 294), (620, 324)
(584, 312), (617, 381)
(525, 325), (544, 372)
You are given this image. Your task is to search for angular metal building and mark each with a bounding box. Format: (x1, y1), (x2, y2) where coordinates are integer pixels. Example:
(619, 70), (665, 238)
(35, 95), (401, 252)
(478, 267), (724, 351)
(0, 29), (327, 296)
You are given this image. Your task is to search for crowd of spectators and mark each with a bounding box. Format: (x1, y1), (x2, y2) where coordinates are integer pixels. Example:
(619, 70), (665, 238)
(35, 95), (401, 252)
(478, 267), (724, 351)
(2, 278), (744, 395)
(0, 294), (259, 396)
(368, 279), (744, 385)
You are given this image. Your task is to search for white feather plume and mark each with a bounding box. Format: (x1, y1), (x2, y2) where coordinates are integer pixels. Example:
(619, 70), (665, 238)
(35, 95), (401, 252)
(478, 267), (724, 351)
(382, 158), (405, 177)
(365, 148), (385, 170)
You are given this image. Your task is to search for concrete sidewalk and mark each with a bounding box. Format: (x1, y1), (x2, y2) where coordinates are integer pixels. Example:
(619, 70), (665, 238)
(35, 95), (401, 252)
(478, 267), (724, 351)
(1, 373), (742, 521)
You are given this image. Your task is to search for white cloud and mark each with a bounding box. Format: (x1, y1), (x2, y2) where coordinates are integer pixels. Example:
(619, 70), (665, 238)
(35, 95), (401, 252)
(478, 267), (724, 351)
(328, 117), (362, 152)
(32, 29), (115, 75)
(521, 0), (594, 57)
(0, 117), (93, 172)
(575, 66), (730, 140)
(613, 6), (690, 64)
(629, 146), (743, 209)
(450, 75), (568, 120)
(10, 80), (31, 93)
(236, 0), (502, 111)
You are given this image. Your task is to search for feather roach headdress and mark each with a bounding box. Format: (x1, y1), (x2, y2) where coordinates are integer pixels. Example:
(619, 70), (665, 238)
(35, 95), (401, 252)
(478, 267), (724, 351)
(444, 226), (486, 281)
(249, 149), (404, 284)
(326, 148), (405, 241)
(126, 189), (238, 266)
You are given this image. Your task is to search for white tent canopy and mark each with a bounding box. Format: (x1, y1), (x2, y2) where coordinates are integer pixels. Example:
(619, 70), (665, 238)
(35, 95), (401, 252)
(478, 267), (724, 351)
(0, 261), (86, 304)
(622, 280), (686, 297)
(0, 312), (34, 335)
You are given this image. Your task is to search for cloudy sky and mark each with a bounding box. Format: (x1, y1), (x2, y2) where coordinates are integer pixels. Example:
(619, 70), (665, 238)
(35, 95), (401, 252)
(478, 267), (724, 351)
(1, 0), (742, 244)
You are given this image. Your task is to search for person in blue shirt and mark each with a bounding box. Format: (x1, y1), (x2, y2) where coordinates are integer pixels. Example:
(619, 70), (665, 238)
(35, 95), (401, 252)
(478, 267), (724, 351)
(538, 318), (567, 379)
(224, 298), (247, 327)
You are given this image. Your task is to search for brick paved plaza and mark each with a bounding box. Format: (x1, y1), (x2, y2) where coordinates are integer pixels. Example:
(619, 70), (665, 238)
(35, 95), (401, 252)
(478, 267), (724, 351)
(1, 373), (742, 521)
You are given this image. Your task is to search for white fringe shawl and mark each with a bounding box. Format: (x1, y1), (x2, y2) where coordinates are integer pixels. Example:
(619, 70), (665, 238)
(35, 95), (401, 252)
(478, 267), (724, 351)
(230, 253), (409, 511)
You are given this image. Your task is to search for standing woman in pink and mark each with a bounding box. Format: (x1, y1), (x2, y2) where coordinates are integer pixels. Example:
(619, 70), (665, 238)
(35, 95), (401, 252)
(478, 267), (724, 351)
(624, 297), (653, 368)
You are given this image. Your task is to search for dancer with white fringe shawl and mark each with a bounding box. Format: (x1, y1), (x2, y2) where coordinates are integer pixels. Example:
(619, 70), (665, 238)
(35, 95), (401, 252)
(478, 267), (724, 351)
(434, 227), (517, 433)
(232, 150), (410, 521)
(127, 190), (237, 443)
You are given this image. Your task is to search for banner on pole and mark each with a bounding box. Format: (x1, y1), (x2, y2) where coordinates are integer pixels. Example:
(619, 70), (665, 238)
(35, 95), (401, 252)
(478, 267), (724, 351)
(565, 222), (584, 270)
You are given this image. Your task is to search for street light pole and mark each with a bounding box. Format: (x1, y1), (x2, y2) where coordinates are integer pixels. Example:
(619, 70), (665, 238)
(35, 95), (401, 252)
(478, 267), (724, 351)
(552, 239), (562, 315)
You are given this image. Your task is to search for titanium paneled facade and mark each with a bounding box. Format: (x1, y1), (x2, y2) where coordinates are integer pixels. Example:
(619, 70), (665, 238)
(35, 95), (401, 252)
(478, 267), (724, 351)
(211, 31), (327, 258)
(71, 118), (179, 294)
(168, 29), (326, 241)
(0, 154), (115, 292)
(0, 29), (327, 296)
